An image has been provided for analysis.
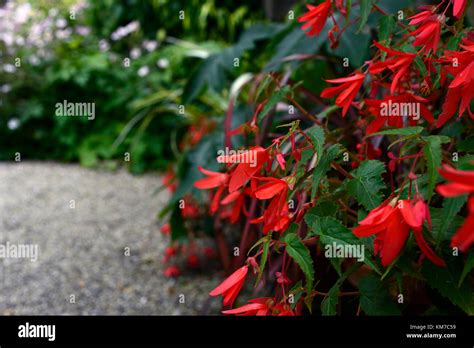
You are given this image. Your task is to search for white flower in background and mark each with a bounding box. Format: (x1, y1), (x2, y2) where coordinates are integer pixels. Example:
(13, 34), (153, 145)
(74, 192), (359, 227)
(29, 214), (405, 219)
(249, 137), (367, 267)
(15, 3), (31, 24)
(56, 28), (72, 40)
(99, 39), (110, 52)
(8, 118), (20, 130)
(111, 21), (140, 41)
(1, 84), (12, 93)
(76, 26), (91, 36)
(15, 37), (25, 45)
(137, 65), (149, 77)
(156, 58), (169, 69)
(29, 55), (40, 65)
(130, 47), (141, 59)
(48, 8), (59, 17)
(3, 64), (16, 73)
(55, 18), (67, 28)
(143, 40), (158, 52)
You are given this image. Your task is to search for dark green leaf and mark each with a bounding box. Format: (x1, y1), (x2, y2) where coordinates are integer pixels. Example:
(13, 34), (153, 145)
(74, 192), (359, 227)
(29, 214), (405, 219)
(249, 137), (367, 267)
(423, 135), (450, 201)
(347, 160), (386, 210)
(367, 126), (423, 137)
(359, 275), (401, 315)
(257, 85), (291, 122)
(311, 144), (342, 199)
(284, 233), (314, 293)
(358, 0), (375, 32)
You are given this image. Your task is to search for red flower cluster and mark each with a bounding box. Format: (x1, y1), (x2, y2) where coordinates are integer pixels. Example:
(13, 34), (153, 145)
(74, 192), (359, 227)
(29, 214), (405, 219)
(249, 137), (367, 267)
(353, 197), (445, 267)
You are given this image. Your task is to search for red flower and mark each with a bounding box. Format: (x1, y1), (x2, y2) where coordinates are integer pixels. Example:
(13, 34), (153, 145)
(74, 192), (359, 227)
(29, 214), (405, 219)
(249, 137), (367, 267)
(252, 178), (291, 233)
(408, 20), (441, 54)
(452, 0), (467, 18)
(161, 223), (171, 236)
(437, 43), (474, 127)
(370, 42), (416, 95)
(164, 265), (181, 278)
(451, 197), (474, 252)
(353, 198), (445, 267)
(298, 0), (332, 37)
(321, 74), (365, 116)
(408, 6), (436, 25)
(228, 147), (269, 193)
(364, 94), (434, 134)
(219, 190), (245, 223)
(187, 254), (200, 268)
(209, 265), (248, 307)
(436, 165), (474, 252)
(162, 168), (177, 192)
(194, 166), (228, 189)
(221, 298), (272, 316)
(436, 165), (474, 197)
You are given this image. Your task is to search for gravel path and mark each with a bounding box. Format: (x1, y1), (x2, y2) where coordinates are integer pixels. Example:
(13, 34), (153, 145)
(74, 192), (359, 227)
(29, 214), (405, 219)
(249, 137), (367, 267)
(0, 162), (221, 315)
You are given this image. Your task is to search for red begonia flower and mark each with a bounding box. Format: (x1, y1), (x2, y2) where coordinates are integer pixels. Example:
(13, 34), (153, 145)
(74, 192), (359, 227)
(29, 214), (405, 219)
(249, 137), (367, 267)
(298, 0), (332, 37)
(221, 297), (272, 316)
(228, 147), (269, 193)
(209, 265), (248, 307)
(436, 165), (474, 197)
(321, 73), (365, 116)
(409, 20), (441, 54)
(451, 197), (474, 252)
(194, 166), (228, 189)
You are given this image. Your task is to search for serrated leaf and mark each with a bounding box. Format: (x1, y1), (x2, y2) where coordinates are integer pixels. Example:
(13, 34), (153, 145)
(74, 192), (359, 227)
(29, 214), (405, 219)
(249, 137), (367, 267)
(257, 85), (291, 122)
(311, 144), (342, 199)
(378, 16), (396, 58)
(359, 275), (401, 315)
(423, 135), (449, 201)
(435, 195), (468, 245)
(347, 160), (386, 210)
(306, 125), (325, 165)
(423, 262), (474, 314)
(284, 233), (314, 294)
(367, 126), (424, 137)
(309, 216), (362, 246)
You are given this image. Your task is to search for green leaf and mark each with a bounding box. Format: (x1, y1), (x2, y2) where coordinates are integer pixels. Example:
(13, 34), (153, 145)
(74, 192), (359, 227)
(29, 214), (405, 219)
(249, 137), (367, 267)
(435, 195), (468, 245)
(423, 135), (450, 201)
(255, 233), (272, 285)
(321, 263), (361, 315)
(423, 262), (474, 314)
(170, 205), (187, 241)
(358, 0), (375, 32)
(311, 144), (342, 199)
(359, 275), (401, 315)
(367, 126), (423, 137)
(257, 85), (291, 122)
(284, 233), (314, 294)
(378, 16), (396, 57)
(347, 160), (386, 210)
(459, 254), (474, 287)
(309, 216), (361, 246)
(306, 125), (325, 165)
(414, 55), (428, 77)
(430, 207), (464, 242)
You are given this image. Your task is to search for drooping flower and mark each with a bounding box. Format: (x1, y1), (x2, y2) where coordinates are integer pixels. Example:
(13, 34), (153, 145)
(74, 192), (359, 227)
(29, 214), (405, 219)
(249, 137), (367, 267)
(252, 177), (291, 233)
(227, 147), (269, 193)
(353, 198), (445, 266)
(164, 265), (181, 278)
(321, 73), (365, 116)
(193, 166), (228, 189)
(451, 196), (474, 252)
(209, 265), (248, 307)
(364, 93), (434, 134)
(452, 0), (467, 18)
(436, 165), (474, 197)
(407, 6), (436, 25)
(408, 20), (441, 54)
(222, 298), (272, 316)
(369, 42), (416, 95)
(298, 0), (332, 37)
(437, 42), (474, 127)
(436, 165), (474, 252)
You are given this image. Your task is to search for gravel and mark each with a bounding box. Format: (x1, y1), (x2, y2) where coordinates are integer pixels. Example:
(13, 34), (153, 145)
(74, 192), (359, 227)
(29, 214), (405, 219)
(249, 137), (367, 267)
(0, 162), (222, 315)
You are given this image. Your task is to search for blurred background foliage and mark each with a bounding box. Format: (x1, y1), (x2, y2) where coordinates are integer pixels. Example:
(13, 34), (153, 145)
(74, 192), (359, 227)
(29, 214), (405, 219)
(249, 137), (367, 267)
(2, 0), (468, 175)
